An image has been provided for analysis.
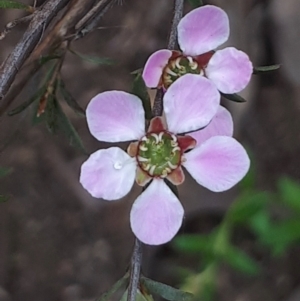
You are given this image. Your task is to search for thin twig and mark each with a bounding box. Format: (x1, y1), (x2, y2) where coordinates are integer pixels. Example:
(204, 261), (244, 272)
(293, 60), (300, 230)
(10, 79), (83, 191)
(75, 0), (117, 40)
(152, 0), (184, 118)
(0, 15), (33, 41)
(127, 238), (142, 301)
(0, 0), (70, 101)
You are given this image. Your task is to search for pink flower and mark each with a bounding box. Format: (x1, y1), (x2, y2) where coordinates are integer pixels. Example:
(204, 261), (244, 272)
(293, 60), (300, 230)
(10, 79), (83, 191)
(142, 5), (253, 94)
(79, 74), (250, 245)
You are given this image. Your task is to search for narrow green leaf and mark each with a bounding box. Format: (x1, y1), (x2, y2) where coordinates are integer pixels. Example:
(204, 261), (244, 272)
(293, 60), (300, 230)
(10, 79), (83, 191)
(55, 100), (87, 153)
(132, 72), (152, 120)
(222, 246), (260, 275)
(187, 0), (203, 8)
(58, 80), (85, 117)
(8, 87), (46, 116)
(141, 277), (193, 301)
(173, 234), (213, 254)
(38, 55), (60, 65)
(221, 93), (247, 103)
(9, 64), (57, 116)
(249, 210), (272, 241)
(45, 95), (59, 134)
(0, 0), (32, 11)
(69, 49), (114, 65)
(253, 64), (280, 74)
(96, 272), (129, 301)
(278, 177), (300, 214)
(226, 192), (269, 224)
(262, 219), (300, 256)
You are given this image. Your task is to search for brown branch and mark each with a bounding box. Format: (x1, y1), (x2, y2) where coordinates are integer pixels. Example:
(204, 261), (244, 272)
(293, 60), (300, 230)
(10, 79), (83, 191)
(0, 0), (70, 101)
(75, 0), (117, 40)
(127, 238), (142, 301)
(0, 0), (117, 116)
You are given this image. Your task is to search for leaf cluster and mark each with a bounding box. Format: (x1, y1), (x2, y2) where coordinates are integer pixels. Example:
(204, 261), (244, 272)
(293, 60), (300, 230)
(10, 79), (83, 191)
(173, 170), (300, 300)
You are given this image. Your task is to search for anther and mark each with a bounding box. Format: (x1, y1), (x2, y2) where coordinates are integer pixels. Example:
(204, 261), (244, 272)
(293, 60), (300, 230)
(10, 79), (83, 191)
(187, 56), (193, 64)
(172, 146), (181, 152)
(149, 165), (156, 176)
(165, 67), (177, 77)
(158, 132), (164, 141)
(141, 136), (148, 141)
(138, 156), (148, 162)
(139, 144), (148, 151)
(190, 62), (198, 70)
(175, 58), (182, 69)
(167, 161), (177, 169)
(151, 133), (160, 144)
(171, 134), (177, 142)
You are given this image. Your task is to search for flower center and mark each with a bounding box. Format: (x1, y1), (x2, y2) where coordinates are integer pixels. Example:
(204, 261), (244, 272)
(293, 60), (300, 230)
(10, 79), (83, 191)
(162, 56), (203, 88)
(137, 131), (182, 178)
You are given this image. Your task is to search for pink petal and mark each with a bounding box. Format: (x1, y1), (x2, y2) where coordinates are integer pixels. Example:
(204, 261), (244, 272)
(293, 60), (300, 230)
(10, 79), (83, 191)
(183, 136), (250, 192)
(86, 91), (145, 142)
(80, 147), (137, 200)
(189, 106), (233, 145)
(178, 5), (229, 56)
(142, 50), (172, 88)
(130, 179), (184, 245)
(206, 47), (253, 93)
(164, 74), (220, 134)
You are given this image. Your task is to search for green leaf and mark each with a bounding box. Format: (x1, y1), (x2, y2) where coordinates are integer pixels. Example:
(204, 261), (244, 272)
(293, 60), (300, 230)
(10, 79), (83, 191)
(187, 0), (203, 8)
(0, 0), (32, 11)
(278, 177), (300, 214)
(38, 55), (60, 65)
(96, 272), (129, 301)
(9, 64), (57, 116)
(69, 49), (114, 65)
(262, 219), (300, 256)
(132, 72), (152, 120)
(58, 80), (85, 117)
(221, 93), (247, 103)
(249, 210), (272, 241)
(226, 192), (269, 224)
(222, 245), (260, 275)
(173, 234), (213, 254)
(8, 87), (46, 116)
(253, 64), (280, 74)
(141, 277), (193, 301)
(45, 97), (87, 153)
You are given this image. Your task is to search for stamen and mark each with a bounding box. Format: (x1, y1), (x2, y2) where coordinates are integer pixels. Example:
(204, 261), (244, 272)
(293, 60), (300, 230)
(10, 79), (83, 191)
(138, 156), (148, 162)
(187, 56), (193, 64)
(171, 134), (177, 142)
(190, 62), (198, 70)
(172, 146), (181, 152)
(141, 136), (148, 141)
(143, 163), (151, 171)
(167, 161), (177, 169)
(149, 165), (156, 176)
(175, 57), (182, 69)
(139, 144), (148, 151)
(151, 133), (160, 144)
(165, 67), (177, 77)
(171, 141), (178, 147)
(158, 132), (164, 141)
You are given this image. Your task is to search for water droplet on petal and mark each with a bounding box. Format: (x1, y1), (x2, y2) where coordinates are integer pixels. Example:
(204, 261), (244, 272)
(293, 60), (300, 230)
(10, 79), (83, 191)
(114, 161), (123, 170)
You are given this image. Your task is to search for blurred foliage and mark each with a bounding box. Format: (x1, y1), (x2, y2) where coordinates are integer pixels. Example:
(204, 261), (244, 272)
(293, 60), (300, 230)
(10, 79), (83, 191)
(8, 59), (88, 153)
(187, 0), (203, 8)
(0, 0), (33, 12)
(174, 169), (300, 300)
